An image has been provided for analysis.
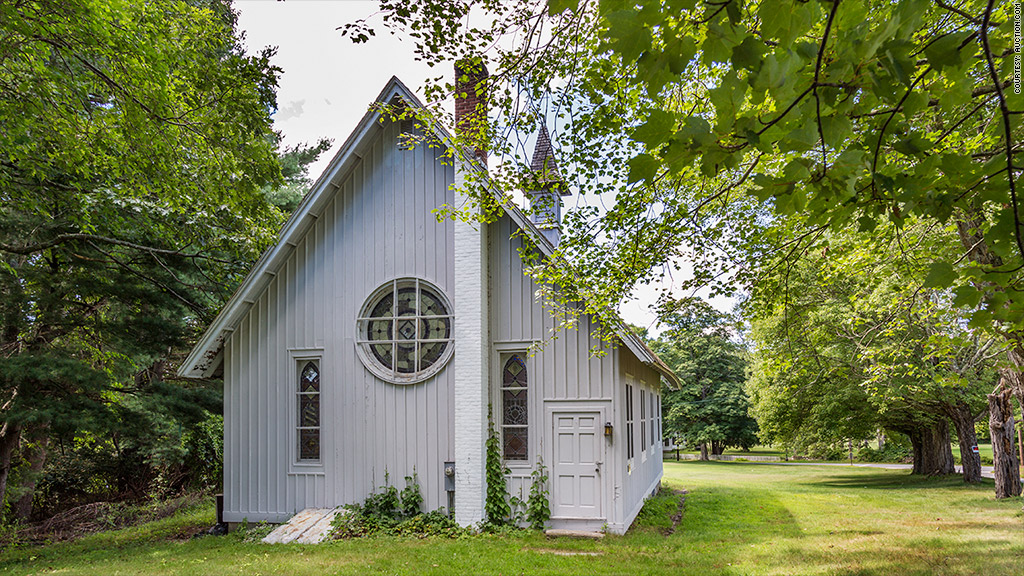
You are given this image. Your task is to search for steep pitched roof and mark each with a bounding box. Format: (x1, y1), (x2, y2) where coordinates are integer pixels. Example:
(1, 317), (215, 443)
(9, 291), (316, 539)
(177, 76), (679, 387)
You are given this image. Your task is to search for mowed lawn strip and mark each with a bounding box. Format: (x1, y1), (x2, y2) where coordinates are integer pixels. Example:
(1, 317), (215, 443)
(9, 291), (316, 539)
(1, 462), (1020, 576)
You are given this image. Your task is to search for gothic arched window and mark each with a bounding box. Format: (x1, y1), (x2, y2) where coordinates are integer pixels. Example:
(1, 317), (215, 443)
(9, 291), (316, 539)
(297, 361), (320, 461)
(502, 354), (528, 461)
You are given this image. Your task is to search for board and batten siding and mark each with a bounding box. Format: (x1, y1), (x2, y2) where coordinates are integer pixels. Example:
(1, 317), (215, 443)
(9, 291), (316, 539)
(490, 214), (661, 532)
(222, 119), (456, 523)
(617, 349), (663, 532)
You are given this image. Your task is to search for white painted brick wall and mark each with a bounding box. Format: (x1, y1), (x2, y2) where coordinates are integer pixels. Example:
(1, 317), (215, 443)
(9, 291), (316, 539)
(453, 162), (489, 527)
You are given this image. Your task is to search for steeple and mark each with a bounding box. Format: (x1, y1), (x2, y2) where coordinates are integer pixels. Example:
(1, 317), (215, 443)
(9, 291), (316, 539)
(528, 125), (570, 246)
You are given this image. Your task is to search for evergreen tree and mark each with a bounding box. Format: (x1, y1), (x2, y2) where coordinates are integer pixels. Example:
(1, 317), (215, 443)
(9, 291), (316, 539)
(0, 0), (286, 519)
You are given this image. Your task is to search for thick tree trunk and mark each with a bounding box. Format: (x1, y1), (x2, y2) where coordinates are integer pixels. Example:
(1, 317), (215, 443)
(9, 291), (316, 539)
(699, 443), (709, 461)
(908, 421), (956, 475)
(12, 432), (48, 521)
(988, 380), (1022, 498)
(0, 423), (22, 516)
(946, 402), (983, 483)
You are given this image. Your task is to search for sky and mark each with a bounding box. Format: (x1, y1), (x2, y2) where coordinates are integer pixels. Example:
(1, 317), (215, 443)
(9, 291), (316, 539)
(234, 1), (734, 334)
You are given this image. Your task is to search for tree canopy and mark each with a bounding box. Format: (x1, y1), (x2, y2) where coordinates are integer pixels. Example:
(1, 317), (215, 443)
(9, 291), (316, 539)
(647, 302), (758, 457)
(0, 0), (290, 518)
(746, 221), (998, 478)
(355, 0), (1022, 353)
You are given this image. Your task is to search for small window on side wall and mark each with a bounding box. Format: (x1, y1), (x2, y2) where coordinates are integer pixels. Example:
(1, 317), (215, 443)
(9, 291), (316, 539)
(297, 360), (321, 462)
(625, 382), (634, 460)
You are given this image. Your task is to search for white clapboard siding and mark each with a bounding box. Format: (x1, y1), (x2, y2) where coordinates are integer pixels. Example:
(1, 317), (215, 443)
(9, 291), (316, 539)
(222, 119), (455, 523)
(489, 214), (661, 532)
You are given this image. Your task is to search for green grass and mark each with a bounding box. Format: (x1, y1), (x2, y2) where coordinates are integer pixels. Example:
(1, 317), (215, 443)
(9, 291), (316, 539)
(669, 445), (788, 457)
(2, 462), (1021, 575)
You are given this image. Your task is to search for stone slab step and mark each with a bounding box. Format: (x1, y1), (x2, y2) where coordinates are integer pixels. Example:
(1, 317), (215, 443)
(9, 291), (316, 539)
(262, 507), (343, 544)
(544, 528), (605, 539)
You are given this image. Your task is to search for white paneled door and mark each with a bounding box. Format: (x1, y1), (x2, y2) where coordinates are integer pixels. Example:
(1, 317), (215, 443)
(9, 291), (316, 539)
(551, 411), (603, 519)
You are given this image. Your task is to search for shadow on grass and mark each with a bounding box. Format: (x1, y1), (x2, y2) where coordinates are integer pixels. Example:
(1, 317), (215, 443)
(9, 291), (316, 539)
(808, 472), (993, 491)
(675, 485), (804, 541)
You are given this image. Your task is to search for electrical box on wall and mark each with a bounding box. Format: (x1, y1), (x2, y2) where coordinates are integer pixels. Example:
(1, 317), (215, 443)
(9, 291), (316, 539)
(443, 461), (455, 492)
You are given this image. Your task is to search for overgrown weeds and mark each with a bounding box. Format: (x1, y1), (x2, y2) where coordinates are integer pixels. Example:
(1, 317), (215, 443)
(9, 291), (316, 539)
(1, 492), (208, 547)
(330, 473), (469, 539)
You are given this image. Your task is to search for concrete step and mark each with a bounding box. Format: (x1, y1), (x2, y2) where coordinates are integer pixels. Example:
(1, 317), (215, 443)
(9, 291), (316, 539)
(544, 528), (605, 539)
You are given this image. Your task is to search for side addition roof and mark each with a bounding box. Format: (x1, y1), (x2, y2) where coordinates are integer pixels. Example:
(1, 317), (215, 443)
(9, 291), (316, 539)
(177, 77), (679, 387)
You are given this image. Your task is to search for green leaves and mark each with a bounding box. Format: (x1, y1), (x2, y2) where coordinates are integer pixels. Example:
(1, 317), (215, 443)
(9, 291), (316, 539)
(731, 36), (766, 72)
(630, 109), (675, 147)
(924, 32), (976, 72)
(923, 262), (957, 288)
(603, 10), (652, 62)
(547, 0), (579, 15)
(759, 0), (817, 45)
(709, 71), (747, 130)
(628, 153), (660, 183)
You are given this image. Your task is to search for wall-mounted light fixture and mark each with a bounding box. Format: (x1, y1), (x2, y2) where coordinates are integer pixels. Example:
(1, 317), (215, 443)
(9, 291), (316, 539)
(604, 422), (613, 437)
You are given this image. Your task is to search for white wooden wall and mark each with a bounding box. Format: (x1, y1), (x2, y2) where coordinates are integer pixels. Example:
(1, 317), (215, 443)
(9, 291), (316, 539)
(488, 214), (661, 532)
(222, 119), (456, 522)
(618, 349), (663, 532)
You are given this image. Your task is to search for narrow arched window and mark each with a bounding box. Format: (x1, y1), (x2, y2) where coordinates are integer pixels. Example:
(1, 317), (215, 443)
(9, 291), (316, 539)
(298, 361), (321, 461)
(502, 354), (528, 461)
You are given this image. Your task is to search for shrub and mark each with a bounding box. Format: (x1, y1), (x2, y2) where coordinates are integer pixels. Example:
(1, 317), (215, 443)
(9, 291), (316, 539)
(330, 474), (467, 539)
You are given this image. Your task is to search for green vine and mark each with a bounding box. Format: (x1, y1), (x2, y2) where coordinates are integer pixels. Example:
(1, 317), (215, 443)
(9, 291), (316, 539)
(526, 459), (550, 530)
(484, 405), (511, 525)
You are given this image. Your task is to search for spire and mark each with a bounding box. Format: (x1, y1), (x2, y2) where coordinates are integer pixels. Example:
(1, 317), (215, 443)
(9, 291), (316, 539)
(530, 124), (560, 181)
(527, 125), (571, 247)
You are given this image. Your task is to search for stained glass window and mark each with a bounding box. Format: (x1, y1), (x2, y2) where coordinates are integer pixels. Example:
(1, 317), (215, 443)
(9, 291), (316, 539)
(297, 361), (320, 461)
(356, 278), (454, 384)
(502, 355), (528, 461)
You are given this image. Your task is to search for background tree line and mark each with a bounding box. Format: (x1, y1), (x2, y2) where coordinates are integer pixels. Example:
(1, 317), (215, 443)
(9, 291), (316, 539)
(0, 0), (328, 523)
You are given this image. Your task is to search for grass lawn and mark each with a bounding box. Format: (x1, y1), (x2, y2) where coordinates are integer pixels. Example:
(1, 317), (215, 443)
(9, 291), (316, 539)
(669, 445), (788, 457)
(2, 462), (1021, 575)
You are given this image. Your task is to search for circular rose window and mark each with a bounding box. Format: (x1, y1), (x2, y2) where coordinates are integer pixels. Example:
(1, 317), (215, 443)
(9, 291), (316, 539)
(356, 278), (454, 384)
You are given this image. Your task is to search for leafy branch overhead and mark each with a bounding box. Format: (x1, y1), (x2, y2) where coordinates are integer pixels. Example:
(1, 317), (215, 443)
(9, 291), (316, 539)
(358, 0), (1022, 345)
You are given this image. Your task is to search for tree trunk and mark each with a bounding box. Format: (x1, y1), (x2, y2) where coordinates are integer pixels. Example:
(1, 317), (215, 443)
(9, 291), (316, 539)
(711, 441), (724, 456)
(12, 431), (48, 521)
(947, 402), (983, 483)
(699, 443), (709, 461)
(0, 423), (22, 517)
(908, 421), (956, 475)
(988, 379), (1022, 498)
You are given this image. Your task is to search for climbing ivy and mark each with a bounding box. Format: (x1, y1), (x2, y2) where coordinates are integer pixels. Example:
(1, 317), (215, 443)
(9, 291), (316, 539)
(484, 406), (511, 525)
(526, 460), (550, 530)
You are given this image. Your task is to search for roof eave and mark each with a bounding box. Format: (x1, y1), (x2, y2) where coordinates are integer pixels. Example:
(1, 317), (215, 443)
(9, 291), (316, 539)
(178, 77), (425, 378)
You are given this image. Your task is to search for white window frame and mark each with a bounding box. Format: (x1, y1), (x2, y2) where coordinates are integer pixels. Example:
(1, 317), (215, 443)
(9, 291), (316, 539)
(494, 342), (538, 470)
(625, 375), (635, 472)
(640, 388), (647, 462)
(289, 348), (325, 474)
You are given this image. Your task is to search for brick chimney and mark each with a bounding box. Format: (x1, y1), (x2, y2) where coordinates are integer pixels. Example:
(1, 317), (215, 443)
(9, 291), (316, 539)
(528, 125), (570, 247)
(454, 59), (488, 165)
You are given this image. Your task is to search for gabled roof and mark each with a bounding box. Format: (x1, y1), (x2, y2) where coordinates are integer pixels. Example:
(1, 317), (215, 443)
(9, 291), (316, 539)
(177, 76), (679, 388)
